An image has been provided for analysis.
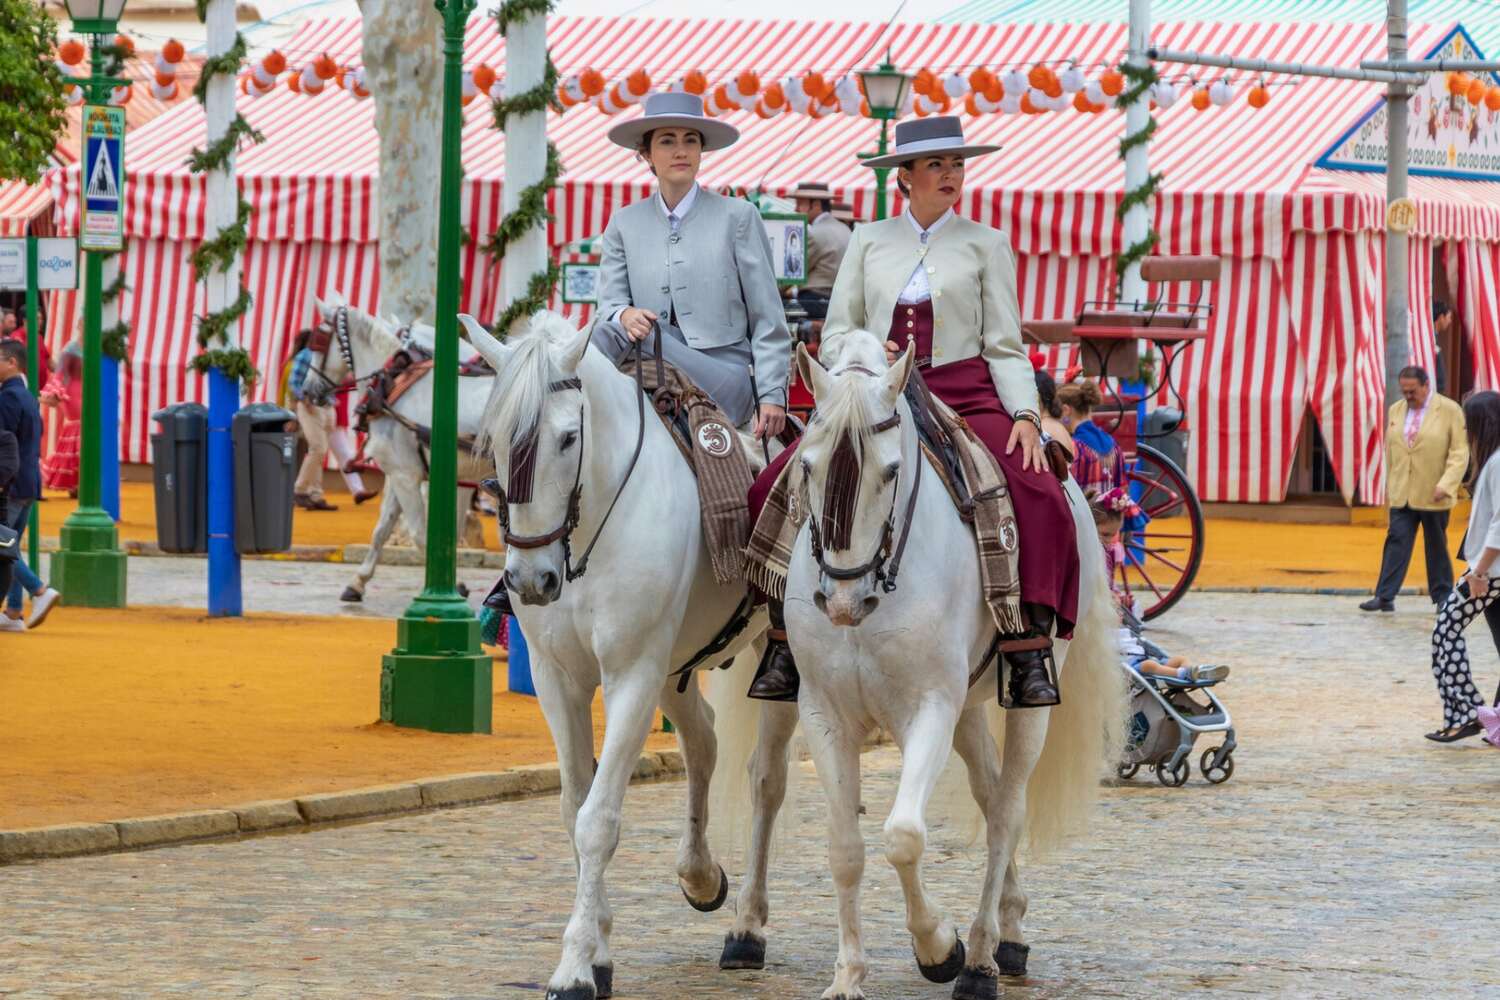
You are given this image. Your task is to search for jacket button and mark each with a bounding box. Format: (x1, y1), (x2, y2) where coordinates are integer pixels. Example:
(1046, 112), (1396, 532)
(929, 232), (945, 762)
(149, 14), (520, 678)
(927, 266), (936, 274)
(907, 320), (915, 328)
(906, 307), (914, 315)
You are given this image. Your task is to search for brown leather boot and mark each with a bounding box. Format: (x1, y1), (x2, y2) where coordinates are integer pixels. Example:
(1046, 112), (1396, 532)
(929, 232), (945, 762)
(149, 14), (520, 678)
(1001, 604), (1061, 709)
(747, 601), (800, 702)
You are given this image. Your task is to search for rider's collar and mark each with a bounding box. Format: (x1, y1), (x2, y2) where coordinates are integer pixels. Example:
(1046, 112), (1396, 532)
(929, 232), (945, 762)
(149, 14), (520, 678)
(905, 207), (954, 243)
(657, 183), (700, 224)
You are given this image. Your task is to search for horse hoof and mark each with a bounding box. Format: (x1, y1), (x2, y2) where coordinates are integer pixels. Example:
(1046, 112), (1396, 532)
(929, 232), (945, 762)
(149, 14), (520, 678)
(592, 964), (613, 998)
(719, 932), (766, 970)
(457, 581), (470, 597)
(952, 967), (999, 1000)
(994, 940), (1029, 977)
(339, 587), (363, 603)
(682, 864), (730, 913)
(918, 936), (966, 984)
(545, 985), (595, 1000)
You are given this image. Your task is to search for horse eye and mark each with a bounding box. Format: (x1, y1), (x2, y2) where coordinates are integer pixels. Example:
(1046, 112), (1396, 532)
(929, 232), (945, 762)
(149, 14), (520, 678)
(882, 463), (899, 483)
(560, 431), (578, 450)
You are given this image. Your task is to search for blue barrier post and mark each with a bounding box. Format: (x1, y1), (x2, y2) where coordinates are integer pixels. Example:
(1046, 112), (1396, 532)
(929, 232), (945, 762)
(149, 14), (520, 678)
(206, 368), (240, 616)
(100, 355), (120, 521)
(507, 616), (535, 696)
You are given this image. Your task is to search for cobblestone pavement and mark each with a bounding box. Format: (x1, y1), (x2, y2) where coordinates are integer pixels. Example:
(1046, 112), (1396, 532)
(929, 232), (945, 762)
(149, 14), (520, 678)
(4, 594), (1499, 999)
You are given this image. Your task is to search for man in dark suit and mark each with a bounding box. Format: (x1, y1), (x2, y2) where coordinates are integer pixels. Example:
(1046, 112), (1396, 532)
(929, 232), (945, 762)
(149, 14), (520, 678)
(0, 339), (59, 632)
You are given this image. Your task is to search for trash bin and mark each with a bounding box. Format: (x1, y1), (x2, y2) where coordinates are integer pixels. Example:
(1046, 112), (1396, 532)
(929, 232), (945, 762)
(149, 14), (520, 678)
(150, 402), (208, 553)
(232, 403), (298, 555)
(1143, 406), (1189, 472)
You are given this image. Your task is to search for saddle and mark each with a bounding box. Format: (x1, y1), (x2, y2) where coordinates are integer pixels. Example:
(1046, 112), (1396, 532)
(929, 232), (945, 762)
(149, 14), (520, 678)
(356, 343), (490, 457)
(615, 355), (757, 587)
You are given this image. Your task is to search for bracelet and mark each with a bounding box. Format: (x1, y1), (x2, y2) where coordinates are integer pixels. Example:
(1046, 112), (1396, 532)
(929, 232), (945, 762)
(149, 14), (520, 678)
(1013, 409), (1042, 431)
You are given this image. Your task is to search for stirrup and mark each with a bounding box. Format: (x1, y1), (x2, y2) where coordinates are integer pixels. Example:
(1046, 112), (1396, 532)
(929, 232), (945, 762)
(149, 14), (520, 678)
(999, 643), (1061, 710)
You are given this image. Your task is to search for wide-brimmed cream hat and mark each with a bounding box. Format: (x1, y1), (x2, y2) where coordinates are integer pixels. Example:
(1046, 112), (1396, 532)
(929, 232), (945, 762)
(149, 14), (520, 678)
(607, 92), (740, 153)
(860, 115), (1000, 170)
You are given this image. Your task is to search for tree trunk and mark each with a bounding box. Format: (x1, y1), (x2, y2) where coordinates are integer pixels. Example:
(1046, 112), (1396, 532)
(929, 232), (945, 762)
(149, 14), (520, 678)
(359, 0), (443, 325)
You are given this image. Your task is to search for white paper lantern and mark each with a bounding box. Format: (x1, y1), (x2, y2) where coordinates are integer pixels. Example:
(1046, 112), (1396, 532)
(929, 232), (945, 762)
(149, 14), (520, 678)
(1084, 80), (1106, 105)
(252, 64), (275, 88)
(1209, 79), (1234, 106)
(1026, 86), (1048, 108)
(150, 79), (176, 100)
(1060, 66), (1086, 94)
(1000, 92), (1022, 114)
(942, 72), (967, 99)
(784, 76), (809, 113)
(66, 85), (85, 105)
(1152, 80), (1179, 109)
(973, 93), (998, 113)
(1002, 69), (1028, 96)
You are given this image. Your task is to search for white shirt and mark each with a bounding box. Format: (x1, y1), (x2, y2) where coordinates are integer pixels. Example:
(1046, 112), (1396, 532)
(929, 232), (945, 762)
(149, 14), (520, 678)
(1463, 450), (1500, 570)
(1404, 400), (1427, 446)
(657, 183), (699, 232)
(896, 208), (955, 304)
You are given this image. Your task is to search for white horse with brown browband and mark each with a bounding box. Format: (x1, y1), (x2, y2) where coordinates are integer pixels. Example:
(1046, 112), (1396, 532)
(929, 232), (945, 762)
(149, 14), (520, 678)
(457, 310), (797, 1000)
(786, 331), (1126, 1000)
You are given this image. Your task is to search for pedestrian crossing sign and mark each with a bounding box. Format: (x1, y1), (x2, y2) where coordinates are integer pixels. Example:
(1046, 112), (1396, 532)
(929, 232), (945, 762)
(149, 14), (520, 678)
(81, 104), (125, 251)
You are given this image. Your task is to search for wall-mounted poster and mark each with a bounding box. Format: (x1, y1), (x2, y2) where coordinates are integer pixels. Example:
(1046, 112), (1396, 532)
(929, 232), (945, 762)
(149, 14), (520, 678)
(561, 260), (601, 304)
(761, 212), (807, 287)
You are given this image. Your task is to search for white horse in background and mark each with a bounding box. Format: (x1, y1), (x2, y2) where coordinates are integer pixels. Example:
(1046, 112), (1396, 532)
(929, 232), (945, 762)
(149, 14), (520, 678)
(303, 294), (493, 602)
(787, 332), (1126, 1000)
(457, 311), (799, 1000)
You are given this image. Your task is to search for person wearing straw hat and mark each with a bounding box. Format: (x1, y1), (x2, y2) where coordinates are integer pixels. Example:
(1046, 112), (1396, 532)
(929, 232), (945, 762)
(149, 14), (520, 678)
(830, 201), (861, 226)
(746, 116), (1080, 707)
(591, 92), (790, 438)
(789, 181), (852, 320)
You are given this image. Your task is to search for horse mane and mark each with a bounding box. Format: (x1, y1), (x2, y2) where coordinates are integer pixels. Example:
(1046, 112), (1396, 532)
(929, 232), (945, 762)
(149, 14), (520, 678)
(805, 353), (885, 552)
(476, 315), (575, 457)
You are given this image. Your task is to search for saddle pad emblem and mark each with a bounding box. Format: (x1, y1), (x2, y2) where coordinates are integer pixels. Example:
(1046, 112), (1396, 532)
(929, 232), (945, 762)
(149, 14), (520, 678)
(997, 517), (1018, 554)
(695, 420), (734, 458)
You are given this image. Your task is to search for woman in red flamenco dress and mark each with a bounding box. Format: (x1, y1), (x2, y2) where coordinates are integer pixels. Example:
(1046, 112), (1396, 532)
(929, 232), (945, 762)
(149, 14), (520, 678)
(41, 343), (83, 497)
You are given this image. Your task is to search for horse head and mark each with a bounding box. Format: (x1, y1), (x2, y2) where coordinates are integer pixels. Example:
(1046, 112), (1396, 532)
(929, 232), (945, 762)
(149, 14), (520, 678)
(302, 293), (398, 406)
(796, 330), (917, 626)
(461, 310), (591, 606)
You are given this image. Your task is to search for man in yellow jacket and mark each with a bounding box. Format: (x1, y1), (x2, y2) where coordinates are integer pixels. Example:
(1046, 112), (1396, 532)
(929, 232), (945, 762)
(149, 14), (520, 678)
(1362, 365), (1469, 612)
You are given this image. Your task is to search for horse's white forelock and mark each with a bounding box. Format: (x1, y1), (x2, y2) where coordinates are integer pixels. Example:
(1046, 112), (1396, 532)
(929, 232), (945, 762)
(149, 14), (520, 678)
(477, 316), (569, 457)
(805, 330), (890, 458)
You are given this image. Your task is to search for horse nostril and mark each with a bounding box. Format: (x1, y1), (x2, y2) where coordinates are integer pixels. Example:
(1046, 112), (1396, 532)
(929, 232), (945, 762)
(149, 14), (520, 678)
(541, 571), (560, 595)
(503, 569), (517, 592)
(813, 591), (829, 613)
(861, 595), (880, 617)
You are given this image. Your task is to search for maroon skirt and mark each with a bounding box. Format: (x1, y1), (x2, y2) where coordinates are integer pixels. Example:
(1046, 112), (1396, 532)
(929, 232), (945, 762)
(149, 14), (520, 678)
(749, 300), (1080, 636)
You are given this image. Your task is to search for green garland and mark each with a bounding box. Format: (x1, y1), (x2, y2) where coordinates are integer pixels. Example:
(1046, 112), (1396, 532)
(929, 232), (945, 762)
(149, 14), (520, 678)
(1114, 60), (1165, 295)
(186, 9), (260, 382)
(486, 0), (565, 333)
(102, 321), (131, 363)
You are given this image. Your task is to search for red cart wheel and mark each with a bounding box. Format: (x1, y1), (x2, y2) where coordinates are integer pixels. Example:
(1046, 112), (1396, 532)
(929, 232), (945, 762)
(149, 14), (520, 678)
(1116, 443), (1204, 620)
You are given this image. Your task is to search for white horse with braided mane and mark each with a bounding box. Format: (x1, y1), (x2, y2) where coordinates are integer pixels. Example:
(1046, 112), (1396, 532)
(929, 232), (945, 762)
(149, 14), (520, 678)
(456, 310), (799, 1000)
(786, 331), (1126, 1000)
(302, 294), (491, 602)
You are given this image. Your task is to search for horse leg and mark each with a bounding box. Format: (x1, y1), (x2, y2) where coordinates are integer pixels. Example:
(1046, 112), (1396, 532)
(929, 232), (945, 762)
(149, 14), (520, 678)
(546, 666), (661, 1000)
(721, 699), (797, 970)
(656, 679), (728, 910)
(991, 708), (1049, 980)
(386, 469), (428, 557)
(886, 704), (965, 983)
(530, 661), (611, 994)
(801, 698), (868, 1000)
(947, 706), (1008, 1000)
(343, 489), (400, 603)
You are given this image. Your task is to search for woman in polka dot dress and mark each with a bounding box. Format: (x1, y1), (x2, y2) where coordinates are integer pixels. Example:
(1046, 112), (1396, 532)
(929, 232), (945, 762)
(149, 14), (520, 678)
(1428, 390), (1500, 742)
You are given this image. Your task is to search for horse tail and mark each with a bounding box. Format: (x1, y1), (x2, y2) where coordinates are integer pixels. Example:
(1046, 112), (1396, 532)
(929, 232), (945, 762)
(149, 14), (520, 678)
(1019, 560), (1129, 857)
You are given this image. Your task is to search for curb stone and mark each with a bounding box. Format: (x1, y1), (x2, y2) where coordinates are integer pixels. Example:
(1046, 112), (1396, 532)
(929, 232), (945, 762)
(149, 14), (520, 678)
(232, 800), (305, 832)
(0, 822), (120, 862)
(297, 783), (424, 823)
(114, 810), (239, 848)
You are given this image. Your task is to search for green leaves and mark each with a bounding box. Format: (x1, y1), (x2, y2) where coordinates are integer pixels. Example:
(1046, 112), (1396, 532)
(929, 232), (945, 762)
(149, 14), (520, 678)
(1114, 61), (1165, 297)
(0, 0), (69, 185)
(188, 116), (265, 174)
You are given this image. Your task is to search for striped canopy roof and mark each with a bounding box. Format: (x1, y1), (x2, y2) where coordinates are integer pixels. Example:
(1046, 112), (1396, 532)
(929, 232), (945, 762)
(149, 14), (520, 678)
(50, 15), (1500, 252)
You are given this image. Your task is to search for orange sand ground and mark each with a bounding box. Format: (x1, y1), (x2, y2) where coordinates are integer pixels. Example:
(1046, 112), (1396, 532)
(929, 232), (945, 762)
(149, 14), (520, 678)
(1, 608), (673, 830)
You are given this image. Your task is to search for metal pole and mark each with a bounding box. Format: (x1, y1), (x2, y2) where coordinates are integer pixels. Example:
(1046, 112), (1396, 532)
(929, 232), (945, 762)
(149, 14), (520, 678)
(1385, 0), (1411, 406)
(381, 0), (490, 734)
(1122, 0), (1152, 306)
(52, 31), (128, 608)
(1363, 58), (1500, 73)
(24, 236), (40, 571)
(1147, 46), (1425, 85)
(99, 251), (120, 520)
(874, 120), (890, 221)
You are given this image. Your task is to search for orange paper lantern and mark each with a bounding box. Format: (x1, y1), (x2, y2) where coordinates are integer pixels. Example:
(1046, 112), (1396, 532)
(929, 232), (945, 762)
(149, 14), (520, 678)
(803, 71), (828, 101)
(154, 69), (175, 87)
(287, 73), (302, 93)
(736, 71), (760, 96)
(912, 69), (936, 98)
(579, 68), (605, 97)
(763, 82), (786, 108)
(1248, 85), (1270, 108)
(1448, 72), (1468, 95)
(983, 82), (1003, 103)
(1191, 88), (1211, 110)
(1019, 92), (1038, 114)
(1486, 86), (1500, 112)
(1073, 91), (1092, 112)
(968, 67), (996, 93)
(1027, 64), (1050, 90)
(58, 39), (85, 65)
(1468, 77), (1487, 106)
(263, 49), (287, 75)
(627, 69), (651, 96)
(682, 70), (707, 95)
(1043, 76), (1063, 99)
(473, 63), (496, 94)
(314, 54), (338, 80)
(1100, 69), (1124, 97)
(964, 94), (981, 116)
(113, 34), (135, 56)
(162, 38), (185, 64)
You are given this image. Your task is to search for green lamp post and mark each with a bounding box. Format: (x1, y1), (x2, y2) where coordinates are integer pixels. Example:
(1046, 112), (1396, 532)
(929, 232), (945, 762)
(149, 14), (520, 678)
(857, 55), (913, 221)
(380, 0), (492, 733)
(51, 0), (129, 608)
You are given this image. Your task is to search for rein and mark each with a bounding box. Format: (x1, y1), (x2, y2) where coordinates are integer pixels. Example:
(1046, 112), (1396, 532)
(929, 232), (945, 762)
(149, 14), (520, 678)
(307, 306), (398, 400)
(481, 323), (659, 584)
(807, 382), (921, 595)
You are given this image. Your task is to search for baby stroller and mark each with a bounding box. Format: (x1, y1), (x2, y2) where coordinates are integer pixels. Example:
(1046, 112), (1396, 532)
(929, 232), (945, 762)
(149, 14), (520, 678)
(1115, 612), (1237, 788)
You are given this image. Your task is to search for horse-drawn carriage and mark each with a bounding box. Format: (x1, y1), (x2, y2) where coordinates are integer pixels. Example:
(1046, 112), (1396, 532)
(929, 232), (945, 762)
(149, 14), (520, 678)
(789, 254), (1216, 621)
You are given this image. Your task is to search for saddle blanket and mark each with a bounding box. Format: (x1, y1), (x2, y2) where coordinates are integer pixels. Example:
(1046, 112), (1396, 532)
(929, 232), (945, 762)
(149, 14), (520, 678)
(618, 358), (756, 587)
(745, 389), (1024, 635)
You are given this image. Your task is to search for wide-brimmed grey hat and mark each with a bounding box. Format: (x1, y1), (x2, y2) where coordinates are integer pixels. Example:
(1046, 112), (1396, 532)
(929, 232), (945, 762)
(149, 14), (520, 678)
(606, 92), (740, 153)
(860, 115), (1000, 170)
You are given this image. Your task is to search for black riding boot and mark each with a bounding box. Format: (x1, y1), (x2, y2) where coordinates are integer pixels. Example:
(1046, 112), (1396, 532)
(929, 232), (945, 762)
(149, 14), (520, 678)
(1001, 603), (1061, 709)
(747, 600), (800, 702)
(482, 575), (515, 617)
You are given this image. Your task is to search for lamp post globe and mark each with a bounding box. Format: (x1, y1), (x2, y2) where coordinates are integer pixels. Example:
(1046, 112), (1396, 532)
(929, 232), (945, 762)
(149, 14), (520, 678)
(63, 0), (128, 35)
(856, 56), (911, 221)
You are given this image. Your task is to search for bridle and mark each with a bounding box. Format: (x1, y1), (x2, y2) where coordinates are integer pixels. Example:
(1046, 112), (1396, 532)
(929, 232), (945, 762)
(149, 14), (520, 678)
(805, 365), (922, 594)
(481, 324), (658, 584)
(305, 305), (396, 402)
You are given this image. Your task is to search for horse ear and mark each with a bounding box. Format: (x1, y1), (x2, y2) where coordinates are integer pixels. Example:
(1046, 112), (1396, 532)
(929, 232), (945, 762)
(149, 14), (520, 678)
(879, 340), (917, 408)
(561, 318), (591, 372)
(457, 314), (512, 369)
(796, 342), (834, 403)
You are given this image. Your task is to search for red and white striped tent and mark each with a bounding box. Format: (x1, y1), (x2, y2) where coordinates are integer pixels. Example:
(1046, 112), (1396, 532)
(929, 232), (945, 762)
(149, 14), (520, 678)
(41, 16), (1500, 503)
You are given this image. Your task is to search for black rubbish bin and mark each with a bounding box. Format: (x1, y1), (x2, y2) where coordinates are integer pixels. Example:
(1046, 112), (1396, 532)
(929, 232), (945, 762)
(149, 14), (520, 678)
(150, 402), (208, 553)
(232, 403), (298, 555)
(1143, 406), (1189, 473)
